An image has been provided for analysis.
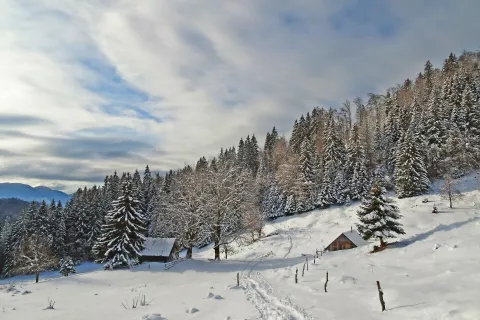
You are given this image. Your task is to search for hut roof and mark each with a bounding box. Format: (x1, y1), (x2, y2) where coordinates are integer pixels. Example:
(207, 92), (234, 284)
(341, 230), (369, 247)
(139, 238), (176, 257)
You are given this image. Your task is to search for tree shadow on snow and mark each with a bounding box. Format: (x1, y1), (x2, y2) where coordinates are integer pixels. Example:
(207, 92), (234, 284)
(394, 217), (480, 247)
(388, 302), (427, 311)
(131, 256), (307, 274)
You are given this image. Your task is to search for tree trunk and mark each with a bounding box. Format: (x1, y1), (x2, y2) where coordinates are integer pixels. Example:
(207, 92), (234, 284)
(35, 271), (39, 283)
(379, 237), (385, 247)
(214, 244), (220, 260)
(214, 224), (221, 260)
(449, 192), (452, 208)
(224, 245), (228, 259)
(186, 246), (193, 259)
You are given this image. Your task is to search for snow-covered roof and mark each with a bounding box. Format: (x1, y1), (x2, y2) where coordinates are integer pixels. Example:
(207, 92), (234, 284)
(139, 238), (177, 257)
(341, 230), (368, 247)
(326, 230), (369, 248)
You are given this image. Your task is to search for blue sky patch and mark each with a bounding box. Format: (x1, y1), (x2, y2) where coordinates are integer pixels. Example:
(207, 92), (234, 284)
(328, 0), (402, 38)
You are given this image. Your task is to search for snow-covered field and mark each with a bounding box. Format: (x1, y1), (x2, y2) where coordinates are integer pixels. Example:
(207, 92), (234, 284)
(1, 175), (479, 320)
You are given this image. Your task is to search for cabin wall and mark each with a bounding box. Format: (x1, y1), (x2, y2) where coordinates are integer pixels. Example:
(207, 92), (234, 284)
(326, 234), (357, 251)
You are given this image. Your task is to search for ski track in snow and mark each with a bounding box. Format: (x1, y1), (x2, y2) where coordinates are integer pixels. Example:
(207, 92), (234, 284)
(241, 227), (314, 320)
(244, 272), (314, 320)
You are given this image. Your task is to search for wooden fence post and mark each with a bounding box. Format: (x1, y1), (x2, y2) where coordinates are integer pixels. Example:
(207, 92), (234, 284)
(306, 257), (308, 271)
(377, 281), (386, 311)
(295, 268), (298, 284)
(324, 271), (328, 293)
(237, 273), (239, 286)
(302, 263), (306, 277)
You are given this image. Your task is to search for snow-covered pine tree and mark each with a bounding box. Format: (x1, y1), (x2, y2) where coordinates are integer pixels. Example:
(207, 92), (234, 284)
(442, 123), (475, 177)
(96, 178), (146, 269)
(463, 78), (480, 140)
(195, 156), (208, 171)
(59, 256), (76, 276)
(249, 135), (260, 175)
(237, 138), (245, 166)
(298, 137), (315, 211)
(425, 89), (447, 177)
(36, 201), (50, 240)
(290, 119), (303, 153)
(346, 124), (370, 200)
(319, 116), (346, 205)
(0, 217), (11, 274)
(284, 194), (296, 216)
(142, 165), (155, 236)
(394, 128), (430, 198)
(52, 201), (66, 259)
(356, 181), (405, 247)
(87, 188), (104, 258)
(109, 171), (121, 204)
(73, 189), (89, 261)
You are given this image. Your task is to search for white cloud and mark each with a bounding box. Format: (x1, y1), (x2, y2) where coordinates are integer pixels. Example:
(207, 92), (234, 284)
(1, 0), (479, 192)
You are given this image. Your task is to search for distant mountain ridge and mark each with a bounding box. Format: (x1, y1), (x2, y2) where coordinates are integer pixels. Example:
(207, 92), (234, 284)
(0, 183), (71, 204)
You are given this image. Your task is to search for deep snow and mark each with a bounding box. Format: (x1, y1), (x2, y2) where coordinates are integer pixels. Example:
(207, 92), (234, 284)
(1, 175), (479, 319)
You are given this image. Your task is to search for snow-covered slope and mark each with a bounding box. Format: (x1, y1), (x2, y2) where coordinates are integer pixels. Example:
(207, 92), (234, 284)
(1, 176), (479, 320)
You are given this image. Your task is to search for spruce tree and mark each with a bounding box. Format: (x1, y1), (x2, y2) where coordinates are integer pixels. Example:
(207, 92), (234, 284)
(59, 256), (76, 276)
(95, 178), (146, 269)
(142, 165), (155, 236)
(298, 137), (315, 210)
(290, 119), (302, 153)
(319, 117), (346, 205)
(52, 201), (66, 258)
(249, 135), (260, 175)
(284, 194), (296, 216)
(356, 181), (405, 247)
(394, 129), (430, 198)
(0, 217), (11, 274)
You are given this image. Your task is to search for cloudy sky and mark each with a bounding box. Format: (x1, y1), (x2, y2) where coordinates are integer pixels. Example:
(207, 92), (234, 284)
(1, 0), (479, 193)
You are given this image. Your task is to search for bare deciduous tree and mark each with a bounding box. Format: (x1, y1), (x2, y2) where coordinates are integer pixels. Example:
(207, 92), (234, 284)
(13, 234), (57, 283)
(440, 174), (463, 208)
(204, 160), (258, 260)
(164, 171), (210, 259)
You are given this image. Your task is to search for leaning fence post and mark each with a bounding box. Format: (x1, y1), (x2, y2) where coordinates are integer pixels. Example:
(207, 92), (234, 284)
(377, 281), (386, 311)
(306, 257), (308, 271)
(324, 271), (328, 292)
(302, 263), (306, 277)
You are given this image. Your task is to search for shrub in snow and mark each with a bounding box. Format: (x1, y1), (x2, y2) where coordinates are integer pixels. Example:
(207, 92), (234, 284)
(45, 297), (55, 310)
(59, 257), (76, 277)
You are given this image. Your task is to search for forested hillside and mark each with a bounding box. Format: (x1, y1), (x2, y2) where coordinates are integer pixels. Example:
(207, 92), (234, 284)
(0, 198), (30, 222)
(1, 51), (480, 276)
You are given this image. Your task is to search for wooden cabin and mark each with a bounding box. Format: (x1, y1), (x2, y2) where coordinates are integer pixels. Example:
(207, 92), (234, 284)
(325, 230), (368, 251)
(138, 238), (180, 263)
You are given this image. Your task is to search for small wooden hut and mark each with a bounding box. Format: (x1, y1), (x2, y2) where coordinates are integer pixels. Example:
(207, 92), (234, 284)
(138, 238), (180, 263)
(325, 230), (368, 251)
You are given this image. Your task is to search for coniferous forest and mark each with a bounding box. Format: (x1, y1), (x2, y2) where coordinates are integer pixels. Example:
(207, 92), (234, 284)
(1, 51), (480, 276)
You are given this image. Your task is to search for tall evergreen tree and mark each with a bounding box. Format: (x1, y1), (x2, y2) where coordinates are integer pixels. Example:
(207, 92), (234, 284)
(95, 179), (146, 269)
(142, 165), (155, 236)
(0, 217), (11, 274)
(356, 181), (405, 247)
(394, 130), (430, 198)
